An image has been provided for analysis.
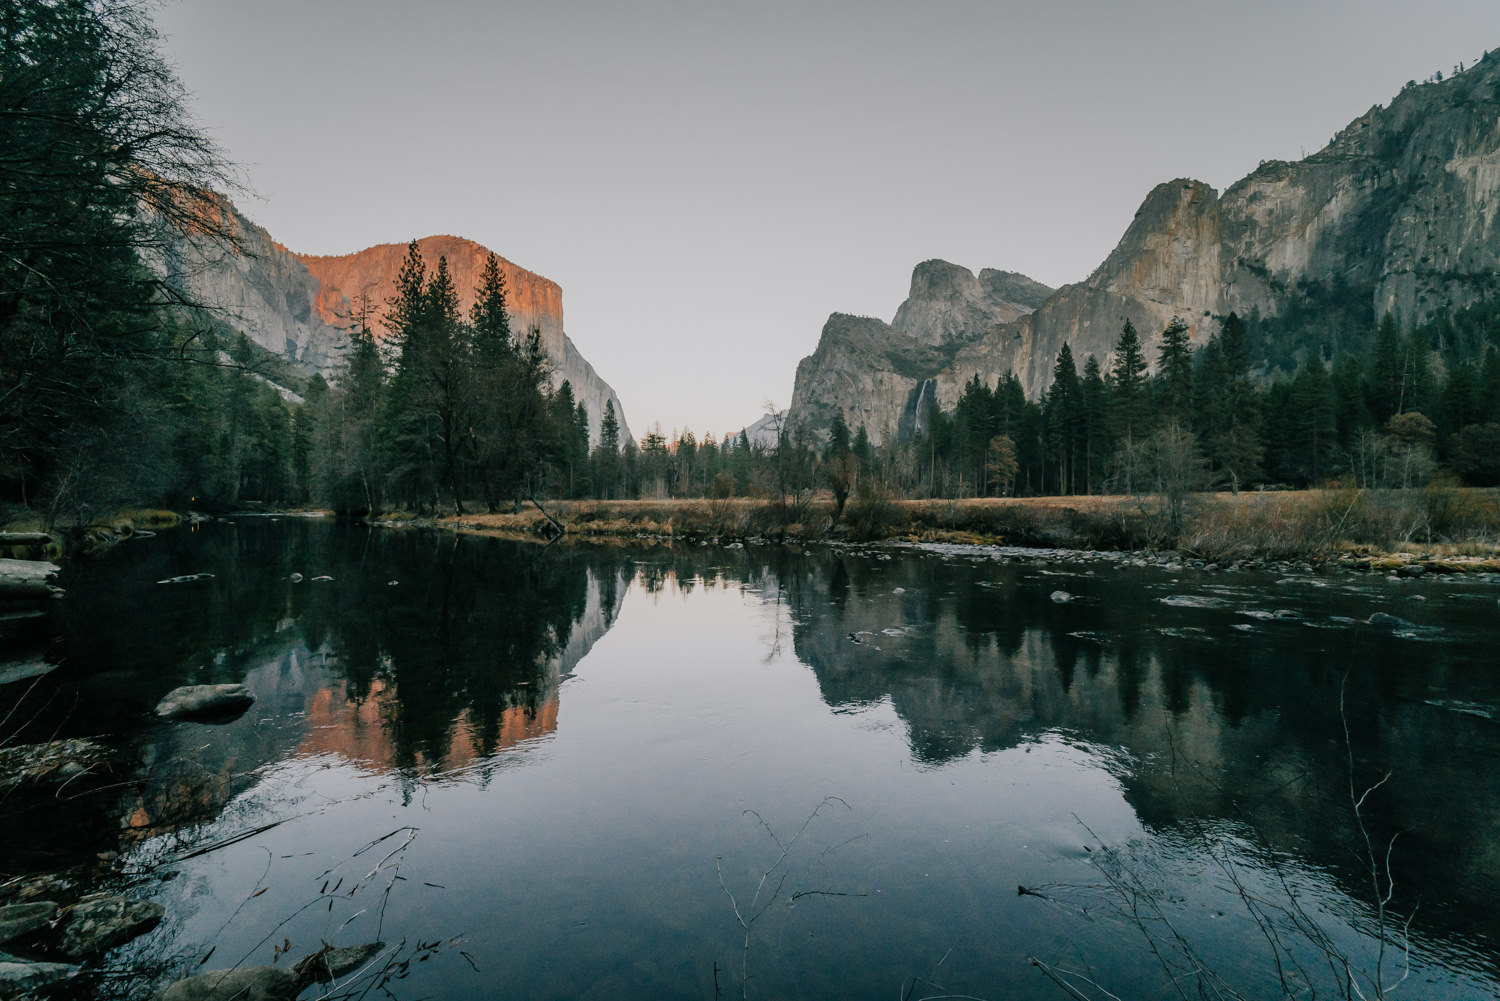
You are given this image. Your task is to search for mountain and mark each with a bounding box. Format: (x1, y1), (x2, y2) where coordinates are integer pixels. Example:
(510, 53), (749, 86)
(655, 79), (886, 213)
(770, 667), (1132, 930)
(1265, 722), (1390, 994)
(789, 50), (1500, 441)
(162, 202), (632, 445)
(788, 262), (1054, 443)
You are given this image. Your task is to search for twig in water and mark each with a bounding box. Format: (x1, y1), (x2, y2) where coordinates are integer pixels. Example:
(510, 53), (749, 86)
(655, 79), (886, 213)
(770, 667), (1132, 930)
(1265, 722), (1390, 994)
(715, 796), (857, 1000)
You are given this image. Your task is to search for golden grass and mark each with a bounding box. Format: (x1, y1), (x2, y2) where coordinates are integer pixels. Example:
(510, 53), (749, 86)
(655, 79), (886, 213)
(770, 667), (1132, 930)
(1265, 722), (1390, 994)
(416, 488), (1500, 565)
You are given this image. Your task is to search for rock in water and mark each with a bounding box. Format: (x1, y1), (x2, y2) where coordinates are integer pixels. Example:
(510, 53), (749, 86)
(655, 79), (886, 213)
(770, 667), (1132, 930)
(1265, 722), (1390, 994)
(160, 966), (301, 1001)
(0, 901), (58, 944)
(1050, 590), (1073, 603)
(295, 941), (386, 983)
(1366, 612), (1415, 630)
(0, 738), (108, 794)
(54, 896), (163, 958)
(0, 954), (80, 993)
(154, 684), (254, 720)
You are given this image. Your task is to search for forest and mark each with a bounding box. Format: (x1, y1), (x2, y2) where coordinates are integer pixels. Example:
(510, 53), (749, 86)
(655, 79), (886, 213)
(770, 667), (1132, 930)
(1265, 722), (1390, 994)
(4, 0), (1499, 529)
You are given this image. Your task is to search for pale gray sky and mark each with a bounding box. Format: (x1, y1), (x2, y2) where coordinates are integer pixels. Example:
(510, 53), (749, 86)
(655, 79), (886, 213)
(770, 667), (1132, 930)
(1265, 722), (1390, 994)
(155, 0), (1500, 441)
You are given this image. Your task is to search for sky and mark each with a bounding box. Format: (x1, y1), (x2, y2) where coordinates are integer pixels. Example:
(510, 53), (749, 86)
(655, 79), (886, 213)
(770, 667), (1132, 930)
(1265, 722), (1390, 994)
(153, 0), (1500, 441)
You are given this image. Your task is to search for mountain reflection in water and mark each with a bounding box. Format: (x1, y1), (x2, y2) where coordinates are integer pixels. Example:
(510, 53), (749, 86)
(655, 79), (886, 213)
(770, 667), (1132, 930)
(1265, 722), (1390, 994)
(0, 523), (1496, 1001)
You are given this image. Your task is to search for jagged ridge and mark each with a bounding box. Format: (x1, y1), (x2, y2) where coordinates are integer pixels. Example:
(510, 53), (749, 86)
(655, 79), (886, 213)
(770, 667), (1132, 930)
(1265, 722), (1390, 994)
(790, 50), (1500, 440)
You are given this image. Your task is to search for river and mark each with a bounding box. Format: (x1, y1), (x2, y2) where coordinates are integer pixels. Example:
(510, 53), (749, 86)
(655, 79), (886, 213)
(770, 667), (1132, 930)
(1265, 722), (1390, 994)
(2, 520), (1497, 1000)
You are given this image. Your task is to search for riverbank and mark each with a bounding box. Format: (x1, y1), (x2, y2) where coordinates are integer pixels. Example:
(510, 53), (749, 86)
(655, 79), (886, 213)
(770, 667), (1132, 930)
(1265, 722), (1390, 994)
(9, 488), (1500, 573)
(391, 488), (1499, 572)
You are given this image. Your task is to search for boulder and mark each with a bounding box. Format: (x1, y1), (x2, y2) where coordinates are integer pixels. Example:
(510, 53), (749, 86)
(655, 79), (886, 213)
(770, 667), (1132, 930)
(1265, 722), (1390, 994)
(154, 684), (254, 720)
(0, 901), (58, 945)
(295, 941), (386, 983)
(160, 965), (300, 1001)
(53, 896), (163, 958)
(0, 953), (79, 994)
(1366, 612), (1415, 630)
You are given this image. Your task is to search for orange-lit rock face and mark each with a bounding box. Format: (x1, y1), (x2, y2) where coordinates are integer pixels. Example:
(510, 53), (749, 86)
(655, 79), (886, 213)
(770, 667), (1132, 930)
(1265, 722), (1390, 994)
(297, 679), (559, 775)
(296, 236), (563, 342)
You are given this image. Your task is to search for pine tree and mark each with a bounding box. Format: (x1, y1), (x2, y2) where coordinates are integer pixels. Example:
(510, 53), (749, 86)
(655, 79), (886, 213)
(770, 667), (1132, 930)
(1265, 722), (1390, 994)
(1045, 345), (1081, 494)
(1195, 314), (1262, 492)
(1367, 312), (1404, 423)
(1110, 319), (1150, 443)
(1290, 354), (1337, 484)
(0, 0), (237, 512)
(383, 241), (433, 508)
(470, 253), (513, 360)
(337, 301), (387, 513)
(424, 255), (469, 512)
(1108, 319), (1151, 492)
(824, 410), (855, 515)
(1080, 354), (1109, 493)
(592, 399), (621, 498)
(1156, 316), (1194, 425)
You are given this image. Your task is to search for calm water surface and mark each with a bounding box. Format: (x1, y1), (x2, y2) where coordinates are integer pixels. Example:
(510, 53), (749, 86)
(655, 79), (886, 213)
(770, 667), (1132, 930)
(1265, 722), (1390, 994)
(2, 521), (1498, 1000)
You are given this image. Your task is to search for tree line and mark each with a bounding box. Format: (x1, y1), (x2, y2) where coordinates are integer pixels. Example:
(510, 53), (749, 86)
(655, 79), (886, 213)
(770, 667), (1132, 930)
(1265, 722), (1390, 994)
(913, 308), (1500, 498)
(6, 2), (1499, 527)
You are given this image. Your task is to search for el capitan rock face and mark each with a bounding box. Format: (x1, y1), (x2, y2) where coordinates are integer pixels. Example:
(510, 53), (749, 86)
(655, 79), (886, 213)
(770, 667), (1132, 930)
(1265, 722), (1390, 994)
(295, 235), (631, 445)
(164, 209), (631, 444)
(790, 50), (1500, 440)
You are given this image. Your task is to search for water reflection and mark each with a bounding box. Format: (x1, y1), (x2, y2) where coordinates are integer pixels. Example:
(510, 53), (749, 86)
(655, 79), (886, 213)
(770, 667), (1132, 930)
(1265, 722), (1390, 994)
(2, 528), (1497, 999)
(2, 522), (628, 865)
(764, 545), (1500, 978)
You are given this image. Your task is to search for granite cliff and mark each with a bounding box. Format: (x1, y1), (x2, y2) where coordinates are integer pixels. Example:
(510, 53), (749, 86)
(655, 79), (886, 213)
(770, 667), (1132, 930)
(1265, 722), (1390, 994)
(163, 204), (632, 445)
(790, 50), (1500, 440)
(788, 262), (1053, 443)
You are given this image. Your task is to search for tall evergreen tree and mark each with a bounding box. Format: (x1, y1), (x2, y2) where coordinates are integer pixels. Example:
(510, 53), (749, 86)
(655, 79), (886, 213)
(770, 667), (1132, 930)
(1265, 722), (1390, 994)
(1109, 319), (1150, 443)
(592, 399), (622, 499)
(423, 255), (469, 511)
(824, 410), (856, 515)
(1289, 354), (1338, 483)
(0, 0), (236, 513)
(1045, 345), (1081, 494)
(1080, 354), (1109, 494)
(1156, 316), (1194, 426)
(1367, 312), (1405, 423)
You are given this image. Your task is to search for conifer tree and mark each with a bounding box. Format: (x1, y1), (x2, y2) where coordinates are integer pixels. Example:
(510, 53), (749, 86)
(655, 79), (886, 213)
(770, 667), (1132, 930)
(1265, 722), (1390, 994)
(1156, 316), (1194, 425)
(1045, 345), (1081, 493)
(1290, 354), (1337, 483)
(1109, 319), (1151, 492)
(824, 410), (856, 515)
(1110, 319), (1150, 443)
(1080, 354), (1109, 493)
(423, 255), (469, 512)
(1367, 312), (1405, 423)
(592, 399), (621, 498)
(383, 241), (433, 508)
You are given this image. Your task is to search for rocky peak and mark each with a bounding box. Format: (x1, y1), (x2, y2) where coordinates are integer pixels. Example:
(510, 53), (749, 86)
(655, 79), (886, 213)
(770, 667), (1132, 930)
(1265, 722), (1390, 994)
(162, 205), (632, 445)
(788, 45), (1500, 441)
(295, 236), (562, 343)
(891, 259), (1055, 346)
(978, 269), (1054, 311)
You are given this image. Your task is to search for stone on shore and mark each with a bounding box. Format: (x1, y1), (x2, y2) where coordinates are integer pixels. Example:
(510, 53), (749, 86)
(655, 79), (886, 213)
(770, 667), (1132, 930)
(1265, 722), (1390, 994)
(154, 684), (254, 720)
(0, 953), (79, 994)
(53, 895), (163, 958)
(0, 901), (58, 945)
(160, 965), (300, 1001)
